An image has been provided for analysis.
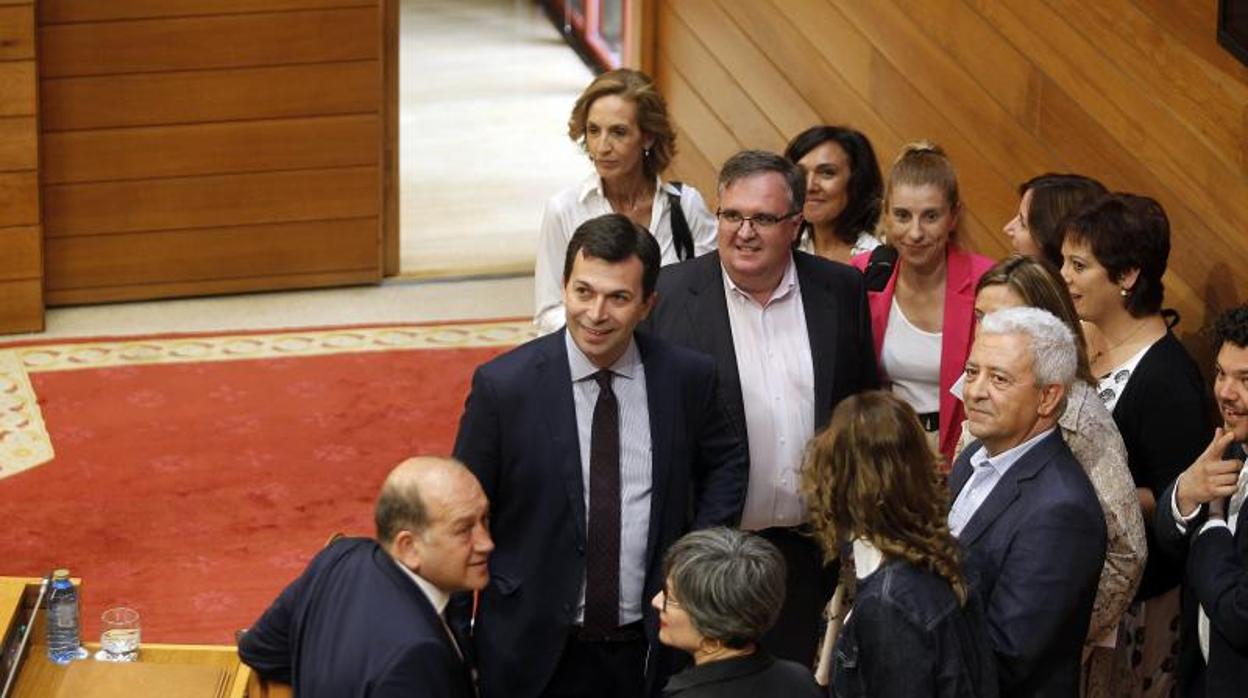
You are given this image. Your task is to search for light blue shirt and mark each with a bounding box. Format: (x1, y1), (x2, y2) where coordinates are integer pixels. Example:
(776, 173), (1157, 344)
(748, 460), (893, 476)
(565, 332), (652, 626)
(949, 428), (1056, 537)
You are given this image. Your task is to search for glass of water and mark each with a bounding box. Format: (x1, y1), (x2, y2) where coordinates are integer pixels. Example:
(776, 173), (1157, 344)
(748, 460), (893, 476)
(95, 607), (140, 662)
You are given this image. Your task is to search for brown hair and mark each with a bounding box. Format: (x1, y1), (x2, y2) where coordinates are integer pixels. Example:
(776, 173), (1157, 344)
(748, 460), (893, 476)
(1017, 173), (1106, 268)
(567, 68), (675, 177)
(801, 391), (967, 603)
(976, 255), (1096, 385)
(883, 141), (961, 242)
(1062, 193), (1169, 318)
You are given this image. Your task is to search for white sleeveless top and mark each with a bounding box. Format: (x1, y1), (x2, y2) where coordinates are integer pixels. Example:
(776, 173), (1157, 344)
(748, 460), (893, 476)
(881, 297), (942, 415)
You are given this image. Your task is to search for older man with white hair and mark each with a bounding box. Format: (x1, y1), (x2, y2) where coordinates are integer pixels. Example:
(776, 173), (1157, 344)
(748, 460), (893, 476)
(950, 307), (1107, 698)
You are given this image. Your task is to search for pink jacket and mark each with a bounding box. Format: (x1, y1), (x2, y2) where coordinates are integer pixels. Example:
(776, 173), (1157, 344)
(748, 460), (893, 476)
(852, 245), (996, 467)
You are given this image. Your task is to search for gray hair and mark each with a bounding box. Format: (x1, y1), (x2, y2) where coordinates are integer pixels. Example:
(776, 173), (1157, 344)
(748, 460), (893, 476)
(978, 307), (1077, 388)
(663, 527), (786, 648)
(717, 150), (806, 213)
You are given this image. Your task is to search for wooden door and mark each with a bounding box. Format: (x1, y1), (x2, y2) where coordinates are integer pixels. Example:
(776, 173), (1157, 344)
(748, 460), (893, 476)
(36, 0), (394, 306)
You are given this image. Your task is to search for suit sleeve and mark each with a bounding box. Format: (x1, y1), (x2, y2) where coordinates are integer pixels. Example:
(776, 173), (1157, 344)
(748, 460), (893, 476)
(238, 546), (335, 683)
(689, 362), (748, 529)
(1154, 479), (1205, 559)
(372, 642), (464, 698)
(447, 367), (502, 639)
(985, 500), (1106, 691)
(1188, 526), (1248, 652)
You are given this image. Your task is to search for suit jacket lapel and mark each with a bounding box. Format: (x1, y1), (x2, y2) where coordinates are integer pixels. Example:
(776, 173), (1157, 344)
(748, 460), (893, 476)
(637, 334), (674, 570)
(795, 252), (836, 428)
(686, 254), (747, 447)
(536, 332), (586, 548)
(949, 442), (979, 499)
(956, 432), (1063, 545)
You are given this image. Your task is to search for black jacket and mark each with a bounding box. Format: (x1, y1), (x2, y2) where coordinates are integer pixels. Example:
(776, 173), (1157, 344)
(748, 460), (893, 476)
(663, 652), (821, 697)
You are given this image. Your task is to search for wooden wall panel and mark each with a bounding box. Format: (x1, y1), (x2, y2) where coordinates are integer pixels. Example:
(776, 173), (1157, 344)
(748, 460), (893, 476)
(651, 0), (1248, 348)
(37, 1), (386, 306)
(0, 0), (40, 333)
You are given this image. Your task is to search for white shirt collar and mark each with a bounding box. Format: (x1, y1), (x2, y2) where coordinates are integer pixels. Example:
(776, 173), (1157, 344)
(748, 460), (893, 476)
(393, 558), (450, 615)
(970, 426), (1057, 476)
(577, 172), (676, 204)
(720, 255), (799, 306)
(564, 330), (642, 383)
(852, 538), (885, 580)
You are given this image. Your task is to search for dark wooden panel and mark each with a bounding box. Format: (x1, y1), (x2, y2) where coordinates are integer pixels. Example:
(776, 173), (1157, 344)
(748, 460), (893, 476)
(0, 61), (35, 116)
(44, 166), (380, 237)
(0, 4), (34, 61)
(0, 171), (37, 227)
(39, 0), (374, 24)
(41, 8), (379, 78)
(45, 218), (380, 289)
(0, 116), (36, 171)
(0, 278), (42, 333)
(43, 115), (379, 183)
(42, 61), (381, 131)
(46, 270), (379, 307)
(0, 225), (39, 281)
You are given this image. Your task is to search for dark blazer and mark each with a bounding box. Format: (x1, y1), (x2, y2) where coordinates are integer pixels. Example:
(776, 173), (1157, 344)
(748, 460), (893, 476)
(642, 250), (878, 454)
(239, 538), (474, 698)
(1156, 465), (1248, 698)
(950, 432), (1106, 698)
(832, 560), (998, 698)
(450, 329), (747, 698)
(1113, 330), (1212, 599)
(662, 652), (822, 698)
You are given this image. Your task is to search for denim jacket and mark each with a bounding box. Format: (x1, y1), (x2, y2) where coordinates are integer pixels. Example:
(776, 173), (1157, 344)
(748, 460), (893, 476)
(832, 560), (998, 698)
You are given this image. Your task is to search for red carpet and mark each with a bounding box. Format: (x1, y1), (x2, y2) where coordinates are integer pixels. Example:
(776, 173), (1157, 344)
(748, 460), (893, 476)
(0, 323), (525, 644)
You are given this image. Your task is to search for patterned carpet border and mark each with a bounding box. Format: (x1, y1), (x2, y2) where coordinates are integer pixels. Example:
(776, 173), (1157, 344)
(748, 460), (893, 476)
(0, 320), (535, 479)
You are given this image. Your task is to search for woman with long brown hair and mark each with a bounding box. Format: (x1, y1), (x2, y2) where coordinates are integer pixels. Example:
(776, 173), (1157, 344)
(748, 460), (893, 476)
(803, 390), (997, 697)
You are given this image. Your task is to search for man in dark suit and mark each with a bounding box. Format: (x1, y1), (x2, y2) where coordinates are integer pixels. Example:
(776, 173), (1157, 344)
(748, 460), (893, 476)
(451, 214), (747, 698)
(950, 307), (1107, 697)
(239, 456), (491, 698)
(1156, 305), (1248, 698)
(642, 149), (877, 665)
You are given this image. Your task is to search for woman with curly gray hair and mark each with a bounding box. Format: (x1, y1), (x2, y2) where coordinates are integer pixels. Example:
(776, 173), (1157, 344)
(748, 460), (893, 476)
(651, 527), (822, 697)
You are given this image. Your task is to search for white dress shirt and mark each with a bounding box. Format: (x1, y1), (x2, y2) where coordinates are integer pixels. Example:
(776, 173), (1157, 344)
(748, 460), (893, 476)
(722, 258), (816, 530)
(565, 332), (652, 626)
(1171, 456), (1248, 661)
(533, 172), (717, 334)
(949, 428), (1057, 537)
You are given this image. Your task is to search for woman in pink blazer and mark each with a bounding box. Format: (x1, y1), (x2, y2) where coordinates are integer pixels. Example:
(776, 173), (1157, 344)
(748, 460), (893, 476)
(852, 143), (994, 467)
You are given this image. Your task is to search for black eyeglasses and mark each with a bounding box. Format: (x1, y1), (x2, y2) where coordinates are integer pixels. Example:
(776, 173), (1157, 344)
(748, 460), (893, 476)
(660, 587), (682, 612)
(716, 208), (799, 231)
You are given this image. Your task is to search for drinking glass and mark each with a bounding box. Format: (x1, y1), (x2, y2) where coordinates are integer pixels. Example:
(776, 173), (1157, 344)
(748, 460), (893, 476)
(95, 607), (140, 662)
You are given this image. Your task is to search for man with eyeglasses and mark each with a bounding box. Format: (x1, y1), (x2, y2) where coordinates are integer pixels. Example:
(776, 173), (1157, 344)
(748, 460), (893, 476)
(643, 149), (877, 667)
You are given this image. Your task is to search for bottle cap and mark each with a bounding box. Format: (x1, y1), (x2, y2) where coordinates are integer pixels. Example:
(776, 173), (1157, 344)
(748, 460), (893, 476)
(52, 569), (69, 579)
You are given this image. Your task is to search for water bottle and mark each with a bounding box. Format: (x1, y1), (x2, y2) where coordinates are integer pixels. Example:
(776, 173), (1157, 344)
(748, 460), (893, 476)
(46, 569), (83, 664)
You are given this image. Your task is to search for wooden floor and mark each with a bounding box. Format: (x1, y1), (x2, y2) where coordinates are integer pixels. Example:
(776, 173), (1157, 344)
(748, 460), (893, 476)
(398, 0), (594, 278)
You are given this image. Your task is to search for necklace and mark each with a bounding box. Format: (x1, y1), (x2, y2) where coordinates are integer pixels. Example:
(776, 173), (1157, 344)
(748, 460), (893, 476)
(609, 181), (652, 215)
(1091, 320), (1149, 368)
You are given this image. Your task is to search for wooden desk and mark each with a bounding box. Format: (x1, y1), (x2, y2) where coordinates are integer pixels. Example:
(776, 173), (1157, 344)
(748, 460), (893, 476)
(0, 577), (274, 698)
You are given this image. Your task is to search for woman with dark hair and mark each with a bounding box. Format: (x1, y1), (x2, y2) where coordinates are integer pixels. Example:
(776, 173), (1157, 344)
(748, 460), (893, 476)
(533, 68), (716, 334)
(783, 125), (883, 264)
(1060, 193), (1213, 696)
(1003, 173), (1106, 267)
(652, 528), (822, 697)
(851, 142), (995, 467)
(803, 391), (997, 698)
(959, 255), (1146, 696)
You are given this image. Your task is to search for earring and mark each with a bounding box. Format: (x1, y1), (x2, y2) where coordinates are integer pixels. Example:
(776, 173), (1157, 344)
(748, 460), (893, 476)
(644, 147), (651, 159)
(1120, 288), (1128, 297)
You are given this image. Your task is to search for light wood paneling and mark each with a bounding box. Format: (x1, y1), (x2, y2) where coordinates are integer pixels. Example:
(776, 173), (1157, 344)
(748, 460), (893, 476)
(36, 1), (387, 307)
(44, 219), (380, 289)
(0, 279), (42, 331)
(0, 116), (36, 171)
(44, 167), (379, 238)
(0, 225), (39, 281)
(39, 0), (375, 24)
(42, 61), (380, 131)
(42, 115), (379, 184)
(650, 0), (1248, 344)
(40, 8), (378, 77)
(0, 4), (34, 60)
(0, 171), (38, 227)
(0, 61), (36, 116)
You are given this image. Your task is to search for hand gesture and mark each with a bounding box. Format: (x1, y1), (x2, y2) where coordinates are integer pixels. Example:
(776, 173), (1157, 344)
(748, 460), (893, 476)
(1175, 428), (1242, 516)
